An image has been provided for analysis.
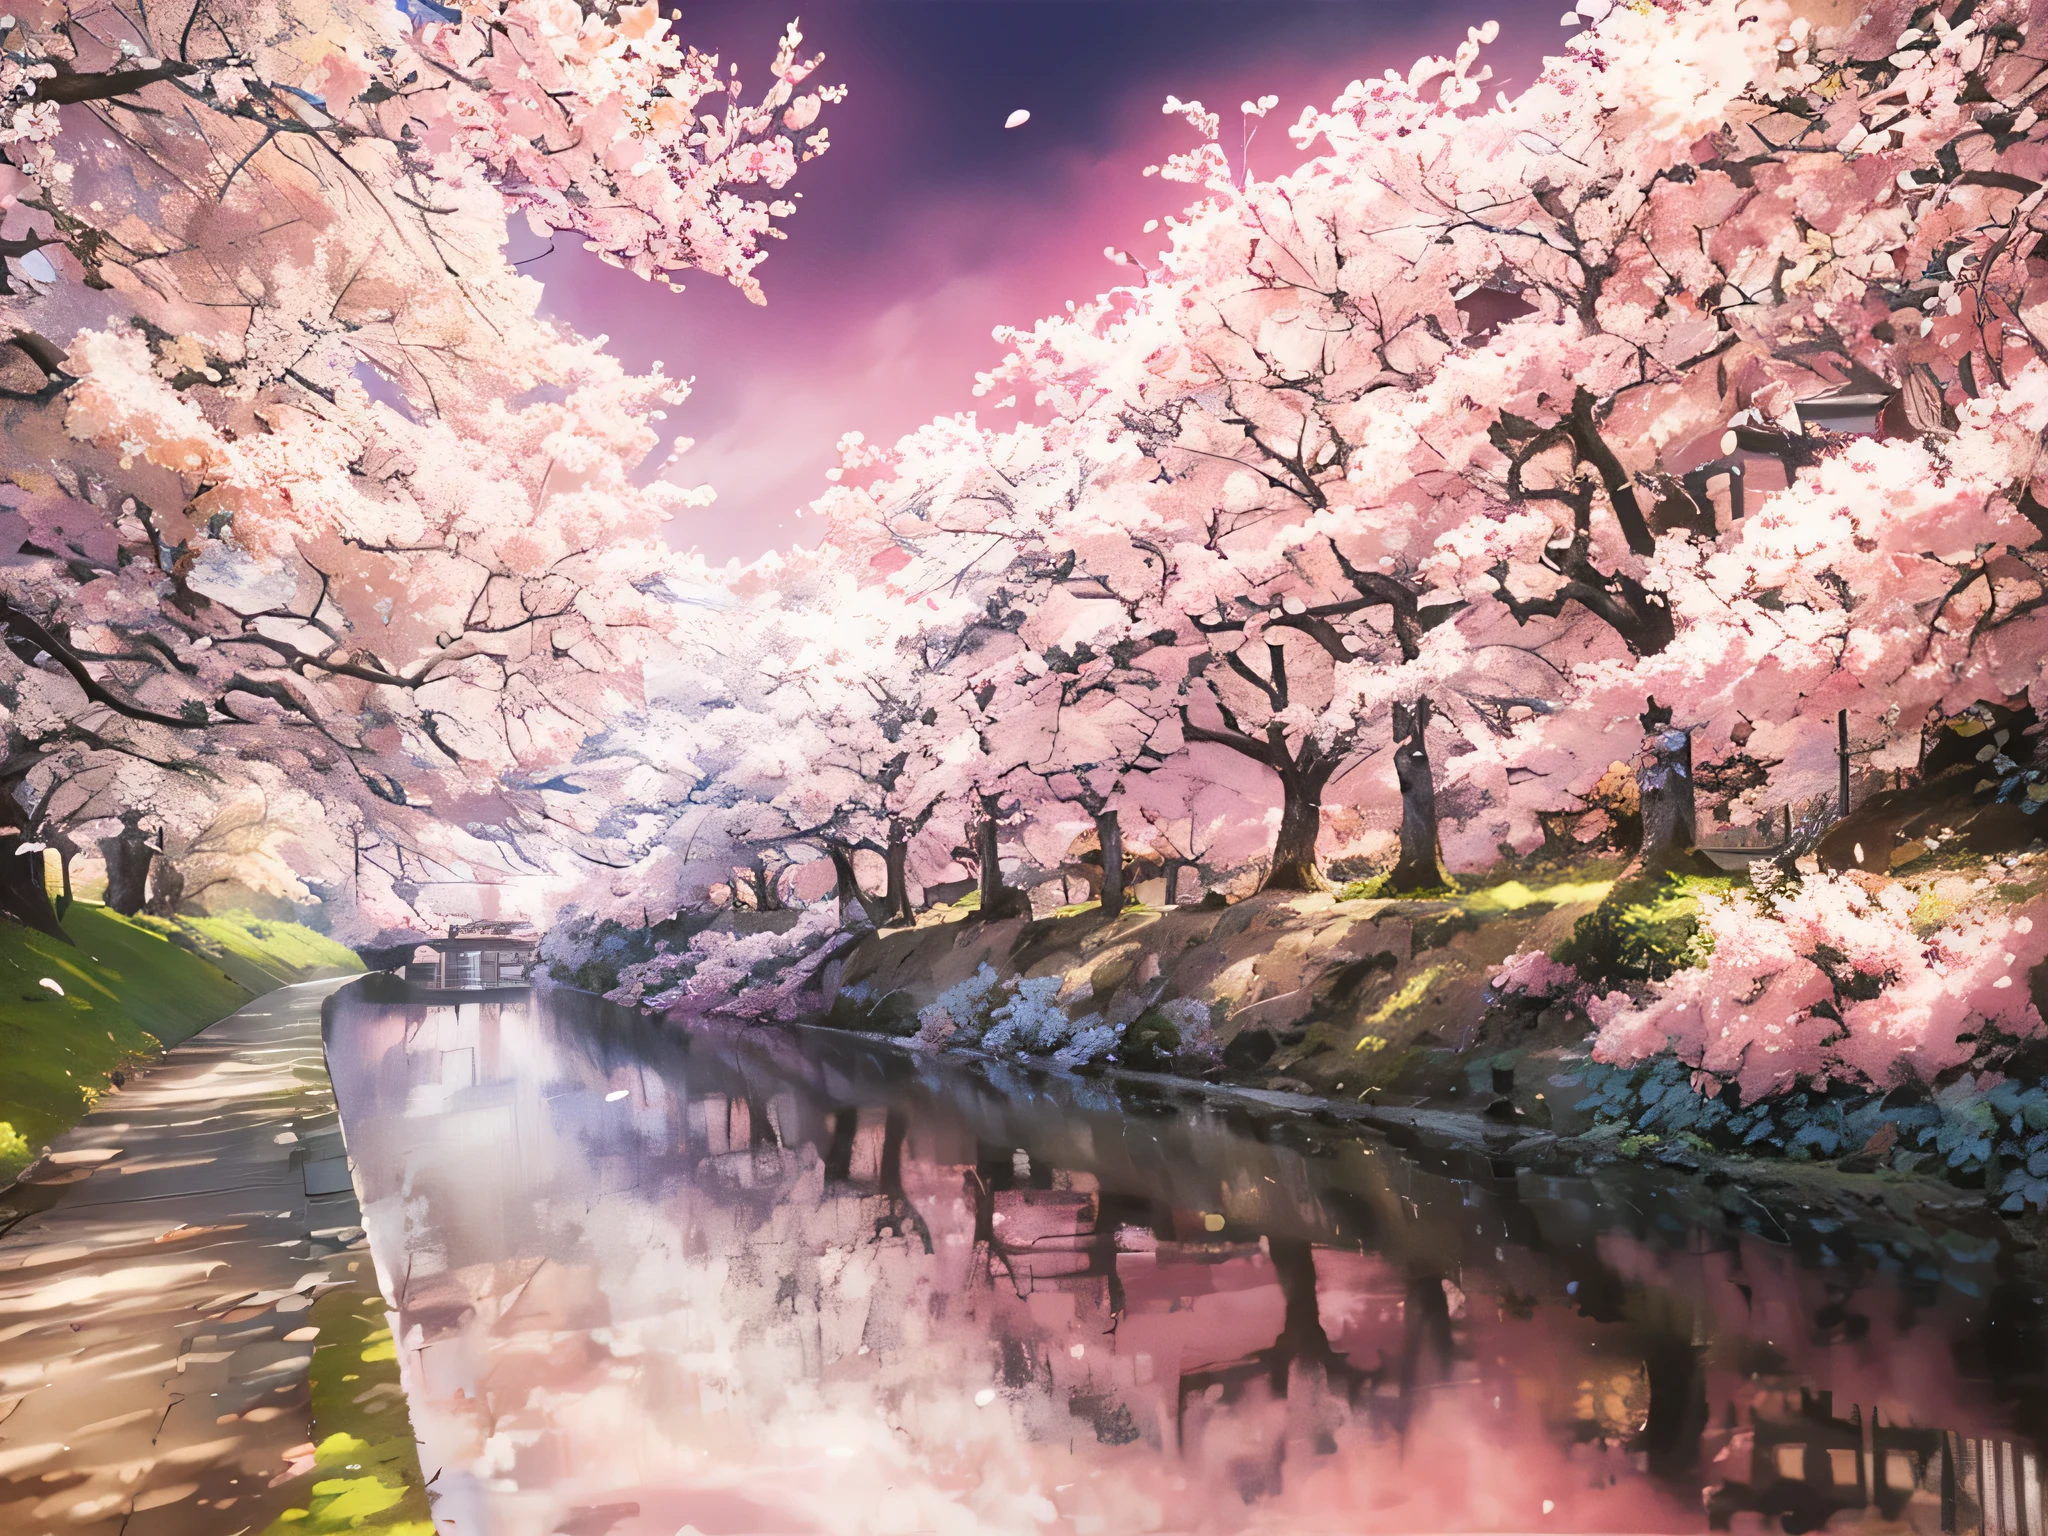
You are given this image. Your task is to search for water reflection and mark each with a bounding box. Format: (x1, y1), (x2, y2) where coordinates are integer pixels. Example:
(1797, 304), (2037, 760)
(324, 987), (2048, 1535)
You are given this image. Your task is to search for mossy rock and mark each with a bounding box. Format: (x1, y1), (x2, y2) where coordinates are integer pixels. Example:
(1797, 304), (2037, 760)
(1335, 874), (1468, 902)
(1120, 1009), (1181, 1072)
(1091, 950), (1142, 1000)
(1557, 870), (1733, 986)
(1351, 1040), (1433, 1094)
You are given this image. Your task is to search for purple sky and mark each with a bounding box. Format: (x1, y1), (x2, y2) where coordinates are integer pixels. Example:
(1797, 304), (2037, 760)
(526, 1), (1560, 564)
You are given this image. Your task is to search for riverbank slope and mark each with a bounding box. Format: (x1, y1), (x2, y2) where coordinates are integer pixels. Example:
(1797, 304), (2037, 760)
(0, 907), (361, 1188)
(823, 868), (1620, 1103)
(818, 845), (2048, 1128)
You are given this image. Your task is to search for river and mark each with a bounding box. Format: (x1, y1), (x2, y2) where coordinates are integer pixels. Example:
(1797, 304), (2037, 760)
(323, 985), (2048, 1536)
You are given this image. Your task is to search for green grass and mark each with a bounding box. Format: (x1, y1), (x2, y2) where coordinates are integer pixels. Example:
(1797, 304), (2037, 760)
(0, 905), (360, 1183)
(1461, 876), (1617, 913)
(137, 911), (362, 994)
(1050, 898), (1144, 917)
(259, 1286), (433, 1536)
(1362, 963), (1451, 1028)
(1557, 871), (1735, 986)
(1335, 870), (1617, 910)
(1911, 887), (1958, 934)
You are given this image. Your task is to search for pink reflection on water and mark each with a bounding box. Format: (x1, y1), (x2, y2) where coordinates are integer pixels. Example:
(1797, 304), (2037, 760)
(324, 993), (2039, 1536)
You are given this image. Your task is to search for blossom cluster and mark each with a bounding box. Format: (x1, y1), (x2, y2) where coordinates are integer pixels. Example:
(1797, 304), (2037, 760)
(1592, 873), (2048, 1102)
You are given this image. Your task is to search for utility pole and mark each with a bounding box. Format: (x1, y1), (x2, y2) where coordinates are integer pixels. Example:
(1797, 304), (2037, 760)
(1838, 709), (1851, 819)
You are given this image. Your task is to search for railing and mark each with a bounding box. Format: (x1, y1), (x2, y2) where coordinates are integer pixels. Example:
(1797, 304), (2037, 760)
(1713, 1398), (2043, 1535)
(398, 950), (533, 989)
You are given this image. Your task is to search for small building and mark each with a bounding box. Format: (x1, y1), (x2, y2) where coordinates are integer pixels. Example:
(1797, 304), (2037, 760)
(402, 931), (538, 990)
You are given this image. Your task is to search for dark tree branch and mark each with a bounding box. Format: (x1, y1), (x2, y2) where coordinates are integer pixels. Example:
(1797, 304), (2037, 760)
(0, 600), (206, 729)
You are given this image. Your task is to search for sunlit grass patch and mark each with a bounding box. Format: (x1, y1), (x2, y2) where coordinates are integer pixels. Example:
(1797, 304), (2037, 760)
(1462, 877), (1616, 913)
(139, 912), (361, 994)
(0, 906), (357, 1184)
(1363, 964), (1448, 1029)
(1335, 870), (1615, 912)
(1559, 872), (1737, 985)
(260, 1286), (432, 1536)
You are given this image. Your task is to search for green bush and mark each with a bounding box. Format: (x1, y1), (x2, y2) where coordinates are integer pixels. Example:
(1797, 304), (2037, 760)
(1557, 872), (1732, 986)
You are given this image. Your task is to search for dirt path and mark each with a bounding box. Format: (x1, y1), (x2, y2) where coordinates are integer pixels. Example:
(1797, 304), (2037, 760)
(0, 979), (377, 1536)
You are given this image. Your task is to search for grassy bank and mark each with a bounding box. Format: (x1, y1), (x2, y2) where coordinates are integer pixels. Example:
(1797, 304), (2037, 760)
(140, 911), (364, 995)
(812, 842), (2048, 1216)
(259, 1285), (433, 1536)
(0, 904), (360, 1182)
(825, 864), (1626, 1100)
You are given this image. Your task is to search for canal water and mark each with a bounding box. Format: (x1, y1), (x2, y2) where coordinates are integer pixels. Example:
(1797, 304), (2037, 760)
(324, 986), (2048, 1536)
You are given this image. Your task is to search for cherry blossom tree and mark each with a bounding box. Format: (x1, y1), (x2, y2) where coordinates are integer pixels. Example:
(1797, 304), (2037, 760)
(698, 552), (974, 928)
(1121, 760), (1272, 905)
(950, 0), (2048, 896)
(524, 547), (984, 934)
(0, 0), (842, 935)
(471, 0), (2048, 1138)
(1350, 0), (2048, 858)
(812, 413), (1165, 914)
(845, 424), (1193, 913)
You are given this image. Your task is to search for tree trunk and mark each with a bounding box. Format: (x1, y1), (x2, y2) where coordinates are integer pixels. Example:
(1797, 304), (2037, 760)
(1261, 767), (1330, 892)
(49, 831), (74, 918)
(146, 858), (185, 917)
(975, 799), (1001, 909)
(0, 833), (69, 941)
(1637, 701), (1706, 875)
(1638, 1324), (1709, 1479)
(1095, 808), (1126, 915)
(883, 836), (914, 926)
(825, 842), (864, 926)
(1388, 698), (1450, 892)
(822, 1107), (858, 1182)
(876, 1107), (933, 1251)
(746, 855), (785, 912)
(973, 793), (1027, 919)
(1270, 1238), (1333, 1361)
(1837, 707), (1851, 820)
(99, 813), (153, 915)
(825, 841), (890, 928)
(1398, 1268), (1456, 1399)
(1161, 856), (1194, 906)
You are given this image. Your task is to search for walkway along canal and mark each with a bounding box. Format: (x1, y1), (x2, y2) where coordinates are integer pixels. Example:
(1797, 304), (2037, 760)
(0, 979), (422, 1536)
